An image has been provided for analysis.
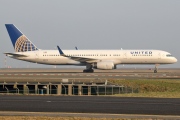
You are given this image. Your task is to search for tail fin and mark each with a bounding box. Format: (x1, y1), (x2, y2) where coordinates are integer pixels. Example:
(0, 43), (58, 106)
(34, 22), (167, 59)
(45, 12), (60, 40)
(5, 24), (38, 52)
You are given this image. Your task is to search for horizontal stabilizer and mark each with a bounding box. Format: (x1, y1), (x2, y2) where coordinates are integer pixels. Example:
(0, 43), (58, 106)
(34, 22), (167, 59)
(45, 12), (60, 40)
(4, 53), (27, 57)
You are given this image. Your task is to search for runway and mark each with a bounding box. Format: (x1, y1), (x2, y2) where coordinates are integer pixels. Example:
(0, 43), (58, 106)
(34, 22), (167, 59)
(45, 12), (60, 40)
(0, 68), (180, 83)
(0, 95), (180, 116)
(1, 68), (180, 74)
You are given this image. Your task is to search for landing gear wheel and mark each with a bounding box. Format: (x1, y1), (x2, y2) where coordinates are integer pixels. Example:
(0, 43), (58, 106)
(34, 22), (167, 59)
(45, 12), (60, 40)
(154, 64), (159, 73)
(83, 69), (94, 73)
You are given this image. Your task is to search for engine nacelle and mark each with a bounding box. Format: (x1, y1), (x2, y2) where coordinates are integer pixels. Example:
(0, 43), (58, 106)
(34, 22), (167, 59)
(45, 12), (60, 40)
(95, 61), (115, 70)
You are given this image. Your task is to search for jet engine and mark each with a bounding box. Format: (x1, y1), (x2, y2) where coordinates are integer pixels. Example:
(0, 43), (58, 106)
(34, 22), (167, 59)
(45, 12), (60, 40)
(94, 61), (115, 70)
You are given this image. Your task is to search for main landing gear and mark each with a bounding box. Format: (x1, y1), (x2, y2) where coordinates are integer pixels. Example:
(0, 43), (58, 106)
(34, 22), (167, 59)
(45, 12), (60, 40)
(154, 64), (159, 73)
(83, 64), (94, 73)
(83, 69), (94, 73)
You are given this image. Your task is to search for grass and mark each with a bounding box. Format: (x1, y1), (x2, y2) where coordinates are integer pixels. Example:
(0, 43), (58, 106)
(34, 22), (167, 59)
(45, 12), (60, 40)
(0, 116), (164, 120)
(109, 79), (180, 98)
(114, 92), (180, 98)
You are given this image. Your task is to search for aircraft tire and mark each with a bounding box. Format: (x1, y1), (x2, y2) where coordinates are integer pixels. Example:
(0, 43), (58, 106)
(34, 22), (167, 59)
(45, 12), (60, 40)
(83, 69), (94, 73)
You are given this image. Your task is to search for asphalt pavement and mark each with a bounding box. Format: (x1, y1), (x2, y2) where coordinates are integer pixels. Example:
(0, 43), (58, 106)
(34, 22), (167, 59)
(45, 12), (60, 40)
(0, 95), (180, 115)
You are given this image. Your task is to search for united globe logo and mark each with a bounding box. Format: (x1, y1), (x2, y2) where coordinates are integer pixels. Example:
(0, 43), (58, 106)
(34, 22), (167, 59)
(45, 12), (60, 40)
(15, 35), (38, 52)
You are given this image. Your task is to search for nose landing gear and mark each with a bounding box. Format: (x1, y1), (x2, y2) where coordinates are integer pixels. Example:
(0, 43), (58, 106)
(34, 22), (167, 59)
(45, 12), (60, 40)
(154, 64), (159, 73)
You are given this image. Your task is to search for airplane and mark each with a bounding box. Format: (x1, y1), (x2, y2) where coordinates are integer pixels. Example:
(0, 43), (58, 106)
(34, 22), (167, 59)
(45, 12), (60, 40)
(4, 24), (177, 73)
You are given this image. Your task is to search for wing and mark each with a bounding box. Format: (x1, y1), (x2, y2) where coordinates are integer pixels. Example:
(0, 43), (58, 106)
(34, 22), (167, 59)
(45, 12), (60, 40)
(67, 56), (97, 63)
(4, 53), (27, 57)
(57, 46), (98, 63)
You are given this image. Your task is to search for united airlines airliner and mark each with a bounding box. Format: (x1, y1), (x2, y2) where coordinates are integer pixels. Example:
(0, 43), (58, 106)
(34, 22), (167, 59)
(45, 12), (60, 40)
(5, 24), (177, 73)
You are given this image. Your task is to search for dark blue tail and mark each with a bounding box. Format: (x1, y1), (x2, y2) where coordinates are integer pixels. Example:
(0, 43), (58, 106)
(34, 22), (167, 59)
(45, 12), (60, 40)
(5, 24), (38, 52)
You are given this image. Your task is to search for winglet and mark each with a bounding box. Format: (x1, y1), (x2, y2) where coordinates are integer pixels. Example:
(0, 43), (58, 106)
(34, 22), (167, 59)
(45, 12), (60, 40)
(57, 46), (65, 56)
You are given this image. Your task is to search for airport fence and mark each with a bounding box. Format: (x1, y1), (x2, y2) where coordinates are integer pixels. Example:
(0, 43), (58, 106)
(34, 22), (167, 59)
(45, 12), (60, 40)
(0, 85), (139, 95)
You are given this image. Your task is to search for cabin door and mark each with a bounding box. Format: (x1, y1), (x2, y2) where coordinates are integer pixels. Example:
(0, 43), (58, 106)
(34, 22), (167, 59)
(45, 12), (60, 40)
(123, 52), (127, 59)
(35, 52), (39, 63)
(158, 53), (161, 59)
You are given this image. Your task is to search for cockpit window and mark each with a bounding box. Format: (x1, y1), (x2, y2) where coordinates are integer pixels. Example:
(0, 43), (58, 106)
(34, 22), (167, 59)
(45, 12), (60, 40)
(166, 54), (173, 57)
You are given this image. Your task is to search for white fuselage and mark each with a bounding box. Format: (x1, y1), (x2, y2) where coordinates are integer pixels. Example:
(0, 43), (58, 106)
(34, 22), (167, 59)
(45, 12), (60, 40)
(9, 49), (177, 66)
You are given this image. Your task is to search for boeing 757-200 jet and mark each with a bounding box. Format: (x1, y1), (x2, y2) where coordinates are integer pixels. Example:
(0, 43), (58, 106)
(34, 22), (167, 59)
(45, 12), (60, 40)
(5, 24), (177, 73)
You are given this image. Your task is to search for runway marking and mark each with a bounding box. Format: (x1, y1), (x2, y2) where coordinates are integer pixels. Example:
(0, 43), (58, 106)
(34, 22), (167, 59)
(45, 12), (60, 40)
(0, 74), (4, 75)
(7, 74), (11, 75)
(50, 74), (55, 76)
(29, 74), (33, 75)
(36, 74), (40, 75)
(14, 74), (18, 75)
(21, 74), (26, 75)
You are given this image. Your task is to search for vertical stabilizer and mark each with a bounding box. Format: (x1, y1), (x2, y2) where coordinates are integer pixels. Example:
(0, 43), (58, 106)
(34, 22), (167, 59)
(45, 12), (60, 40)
(5, 24), (38, 52)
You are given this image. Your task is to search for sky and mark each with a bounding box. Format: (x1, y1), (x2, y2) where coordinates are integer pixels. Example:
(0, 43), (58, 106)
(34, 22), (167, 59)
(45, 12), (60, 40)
(0, 0), (180, 69)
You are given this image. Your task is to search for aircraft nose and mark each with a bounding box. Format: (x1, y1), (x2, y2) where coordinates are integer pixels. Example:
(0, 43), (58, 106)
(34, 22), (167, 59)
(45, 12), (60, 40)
(174, 57), (178, 63)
